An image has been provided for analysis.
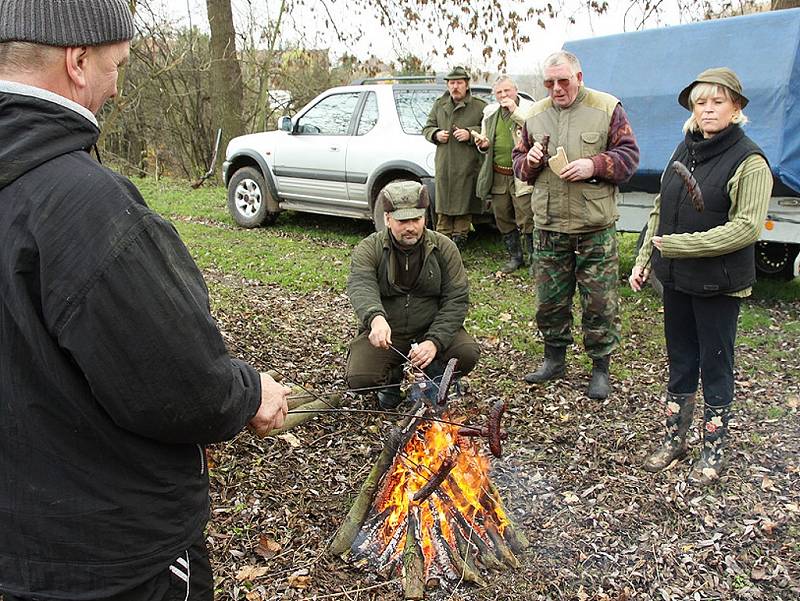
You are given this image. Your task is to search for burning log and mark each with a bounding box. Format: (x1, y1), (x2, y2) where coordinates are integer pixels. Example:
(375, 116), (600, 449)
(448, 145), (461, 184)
(403, 505), (425, 600)
(412, 456), (456, 504)
(329, 429), (403, 556)
(330, 402), (429, 556)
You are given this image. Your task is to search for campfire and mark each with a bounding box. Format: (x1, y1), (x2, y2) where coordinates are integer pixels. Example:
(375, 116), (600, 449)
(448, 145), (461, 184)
(329, 362), (528, 599)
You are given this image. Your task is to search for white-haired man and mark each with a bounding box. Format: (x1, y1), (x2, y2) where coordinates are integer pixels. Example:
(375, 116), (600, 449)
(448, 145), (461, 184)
(475, 75), (535, 272)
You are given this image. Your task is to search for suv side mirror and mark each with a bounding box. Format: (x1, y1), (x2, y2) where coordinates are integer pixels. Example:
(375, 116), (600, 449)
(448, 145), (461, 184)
(278, 116), (293, 132)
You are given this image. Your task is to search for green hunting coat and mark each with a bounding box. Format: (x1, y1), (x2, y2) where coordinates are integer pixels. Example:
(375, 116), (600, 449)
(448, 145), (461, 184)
(423, 91), (487, 216)
(347, 229), (469, 352)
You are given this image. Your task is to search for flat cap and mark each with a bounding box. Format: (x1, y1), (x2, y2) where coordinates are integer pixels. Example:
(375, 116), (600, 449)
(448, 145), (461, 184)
(678, 67), (749, 110)
(0, 0), (135, 47)
(379, 181), (430, 221)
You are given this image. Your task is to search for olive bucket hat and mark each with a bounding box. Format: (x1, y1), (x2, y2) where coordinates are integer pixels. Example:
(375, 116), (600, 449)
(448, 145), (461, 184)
(379, 181), (430, 220)
(443, 66), (471, 81)
(678, 67), (749, 110)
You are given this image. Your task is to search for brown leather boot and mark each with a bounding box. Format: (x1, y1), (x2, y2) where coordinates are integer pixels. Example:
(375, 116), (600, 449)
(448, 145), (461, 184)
(688, 404), (730, 486)
(643, 391), (696, 472)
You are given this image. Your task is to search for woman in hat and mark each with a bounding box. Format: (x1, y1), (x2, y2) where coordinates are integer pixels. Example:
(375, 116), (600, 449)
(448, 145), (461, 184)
(629, 67), (772, 485)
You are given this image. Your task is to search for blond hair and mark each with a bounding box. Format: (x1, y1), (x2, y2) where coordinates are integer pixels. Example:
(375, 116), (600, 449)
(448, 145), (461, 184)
(682, 82), (748, 133)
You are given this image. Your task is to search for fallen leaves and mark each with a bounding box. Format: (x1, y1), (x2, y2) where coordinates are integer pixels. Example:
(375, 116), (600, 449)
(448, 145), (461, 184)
(201, 260), (800, 601)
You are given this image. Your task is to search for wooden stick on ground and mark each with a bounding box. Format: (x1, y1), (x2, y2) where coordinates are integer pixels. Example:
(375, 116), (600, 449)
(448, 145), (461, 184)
(403, 505), (425, 600)
(329, 428), (402, 556)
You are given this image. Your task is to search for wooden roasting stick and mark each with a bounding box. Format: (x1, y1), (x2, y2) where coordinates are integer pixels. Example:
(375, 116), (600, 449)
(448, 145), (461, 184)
(268, 393), (343, 435)
(640, 161), (704, 276)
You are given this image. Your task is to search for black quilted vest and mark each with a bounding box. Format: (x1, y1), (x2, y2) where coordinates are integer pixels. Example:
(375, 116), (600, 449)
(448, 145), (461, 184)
(652, 125), (765, 296)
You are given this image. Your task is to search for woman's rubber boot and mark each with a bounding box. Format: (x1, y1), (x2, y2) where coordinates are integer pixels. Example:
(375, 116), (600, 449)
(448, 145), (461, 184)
(643, 391), (696, 472)
(688, 403), (730, 486)
(523, 345), (566, 384)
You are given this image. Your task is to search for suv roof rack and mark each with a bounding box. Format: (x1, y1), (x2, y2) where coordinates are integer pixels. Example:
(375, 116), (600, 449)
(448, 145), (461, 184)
(350, 75), (444, 85)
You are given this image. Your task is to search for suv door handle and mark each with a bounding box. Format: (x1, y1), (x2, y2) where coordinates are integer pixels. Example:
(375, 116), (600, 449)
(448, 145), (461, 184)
(329, 146), (340, 152)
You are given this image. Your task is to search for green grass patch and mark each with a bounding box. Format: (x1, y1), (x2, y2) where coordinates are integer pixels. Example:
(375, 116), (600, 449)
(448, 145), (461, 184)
(135, 177), (231, 223)
(173, 221), (351, 293)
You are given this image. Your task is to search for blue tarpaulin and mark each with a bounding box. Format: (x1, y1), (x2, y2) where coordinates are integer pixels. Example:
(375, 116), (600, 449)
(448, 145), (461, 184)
(564, 9), (800, 194)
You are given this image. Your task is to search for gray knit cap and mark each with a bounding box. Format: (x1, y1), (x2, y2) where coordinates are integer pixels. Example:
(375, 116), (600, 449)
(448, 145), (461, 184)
(0, 0), (135, 47)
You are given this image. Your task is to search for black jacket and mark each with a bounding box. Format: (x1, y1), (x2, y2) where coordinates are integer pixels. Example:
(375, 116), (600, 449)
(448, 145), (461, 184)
(0, 83), (261, 597)
(653, 125), (764, 296)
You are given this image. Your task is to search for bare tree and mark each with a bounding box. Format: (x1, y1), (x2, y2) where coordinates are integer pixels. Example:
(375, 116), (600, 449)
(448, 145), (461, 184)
(206, 0), (244, 172)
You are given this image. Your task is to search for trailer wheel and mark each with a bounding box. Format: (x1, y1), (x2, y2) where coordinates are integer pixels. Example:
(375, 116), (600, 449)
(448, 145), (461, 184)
(635, 226), (664, 298)
(755, 241), (798, 280)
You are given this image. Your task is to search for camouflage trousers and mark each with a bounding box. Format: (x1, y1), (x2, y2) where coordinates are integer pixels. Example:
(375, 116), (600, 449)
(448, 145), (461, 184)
(533, 226), (620, 358)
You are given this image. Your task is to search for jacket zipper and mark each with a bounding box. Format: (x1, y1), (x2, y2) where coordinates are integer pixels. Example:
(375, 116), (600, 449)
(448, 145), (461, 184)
(197, 444), (206, 476)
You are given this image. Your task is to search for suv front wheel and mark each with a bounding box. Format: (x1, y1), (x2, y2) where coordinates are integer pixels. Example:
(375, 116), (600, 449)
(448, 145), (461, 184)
(227, 167), (279, 228)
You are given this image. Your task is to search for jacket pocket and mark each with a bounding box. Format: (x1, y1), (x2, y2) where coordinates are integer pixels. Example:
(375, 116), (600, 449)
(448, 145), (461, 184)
(581, 187), (615, 226)
(532, 187), (550, 225)
(581, 131), (605, 156)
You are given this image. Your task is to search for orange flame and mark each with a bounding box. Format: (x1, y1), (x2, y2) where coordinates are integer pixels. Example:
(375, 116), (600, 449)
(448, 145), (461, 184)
(365, 415), (511, 578)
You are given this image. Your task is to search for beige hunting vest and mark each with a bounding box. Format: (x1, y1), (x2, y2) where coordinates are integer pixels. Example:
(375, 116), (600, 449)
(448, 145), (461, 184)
(524, 87), (620, 234)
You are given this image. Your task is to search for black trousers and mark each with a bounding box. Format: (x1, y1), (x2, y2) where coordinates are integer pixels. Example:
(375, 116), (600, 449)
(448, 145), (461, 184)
(663, 286), (741, 407)
(1, 537), (213, 601)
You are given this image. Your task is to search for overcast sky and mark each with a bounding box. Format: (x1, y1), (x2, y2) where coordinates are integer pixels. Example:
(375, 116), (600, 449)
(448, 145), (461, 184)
(153, 0), (715, 75)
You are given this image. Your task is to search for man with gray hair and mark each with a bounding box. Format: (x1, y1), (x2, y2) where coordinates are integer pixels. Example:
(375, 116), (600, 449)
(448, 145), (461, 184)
(0, 1), (289, 598)
(512, 51), (640, 399)
(475, 75), (535, 272)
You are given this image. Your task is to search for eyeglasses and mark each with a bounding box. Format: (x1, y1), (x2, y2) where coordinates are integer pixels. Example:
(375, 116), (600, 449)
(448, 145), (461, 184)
(543, 75), (574, 89)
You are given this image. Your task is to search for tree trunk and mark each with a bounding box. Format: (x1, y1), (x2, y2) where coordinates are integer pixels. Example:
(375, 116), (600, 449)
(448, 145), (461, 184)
(772, 1), (800, 9)
(206, 0), (244, 175)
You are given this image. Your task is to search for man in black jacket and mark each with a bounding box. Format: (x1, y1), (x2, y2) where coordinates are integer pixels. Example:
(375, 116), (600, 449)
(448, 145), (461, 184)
(0, 1), (289, 599)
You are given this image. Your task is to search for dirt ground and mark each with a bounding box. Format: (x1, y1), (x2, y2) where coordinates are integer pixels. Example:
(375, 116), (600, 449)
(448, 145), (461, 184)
(206, 271), (799, 601)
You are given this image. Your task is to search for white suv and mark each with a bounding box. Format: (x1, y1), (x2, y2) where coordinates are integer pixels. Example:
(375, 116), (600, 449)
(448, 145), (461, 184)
(223, 79), (523, 229)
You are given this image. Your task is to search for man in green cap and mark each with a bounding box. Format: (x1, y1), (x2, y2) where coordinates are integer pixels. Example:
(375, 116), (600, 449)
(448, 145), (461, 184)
(346, 181), (480, 409)
(423, 66), (487, 249)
